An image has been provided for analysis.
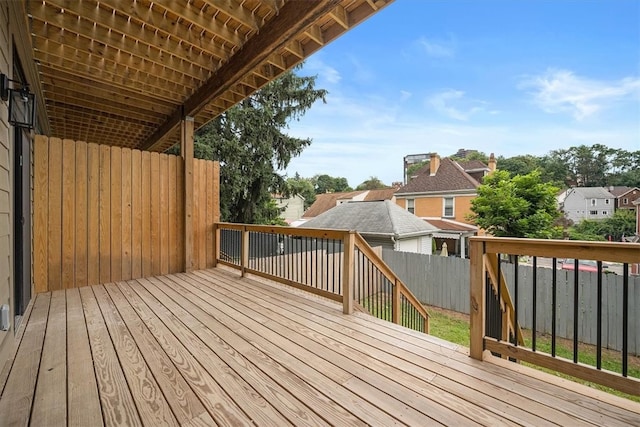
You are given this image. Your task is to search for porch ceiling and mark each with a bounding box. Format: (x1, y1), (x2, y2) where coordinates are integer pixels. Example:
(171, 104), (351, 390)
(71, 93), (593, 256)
(25, 0), (391, 151)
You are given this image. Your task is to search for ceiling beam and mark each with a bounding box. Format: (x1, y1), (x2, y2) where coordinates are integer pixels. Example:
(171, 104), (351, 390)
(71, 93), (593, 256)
(140, 0), (341, 151)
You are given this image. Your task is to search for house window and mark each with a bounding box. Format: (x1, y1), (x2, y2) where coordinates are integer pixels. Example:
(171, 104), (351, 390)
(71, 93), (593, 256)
(589, 210), (598, 215)
(407, 199), (415, 214)
(443, 197), (454, 217)
(591, 199), (597, 206)
(602, 211), (608, 215)
(605, 199), (610, 205)
(623, 198), (628, 204)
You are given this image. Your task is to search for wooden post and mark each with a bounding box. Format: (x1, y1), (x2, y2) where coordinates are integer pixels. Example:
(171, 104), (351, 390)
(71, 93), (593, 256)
(241, 225), (249, 277)
(469, 239), (486, 360)
(181, 116), (194, 272)
(392, 279), (400, 325)
(342, 231), (355, 315)
(212, 223), (219, 268)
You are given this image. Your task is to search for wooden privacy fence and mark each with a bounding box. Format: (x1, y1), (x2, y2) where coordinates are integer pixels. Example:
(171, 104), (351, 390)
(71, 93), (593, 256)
(33, 136), (219, 292)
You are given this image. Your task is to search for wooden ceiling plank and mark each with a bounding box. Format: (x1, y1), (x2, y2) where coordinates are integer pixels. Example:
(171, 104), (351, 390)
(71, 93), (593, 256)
(201, 0), (259, 31)
(36, 62), (187, 103)
(151, 0), (245, 47)
(38, 0), (218, 73)
(40, 0), (230, 61)
(32, 35), (196, 96)
(38, 65), (176, 110)
(265, 53), (287, 71)
(140, 0), (341, 151)
(30, 19), (207, 84)
(42, 85), (168, 123)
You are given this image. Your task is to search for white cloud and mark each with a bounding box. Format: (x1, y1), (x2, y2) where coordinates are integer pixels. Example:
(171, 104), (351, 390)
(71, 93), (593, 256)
(303, 56), (341, 84)
(427, 89), (486, 121)
(400, 90), (412, 101)
(418, 36), (456, 58)
(521, 69), (640, 120)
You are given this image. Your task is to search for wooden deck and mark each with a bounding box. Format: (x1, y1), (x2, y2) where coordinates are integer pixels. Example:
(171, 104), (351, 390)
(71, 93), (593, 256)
(0, 268), (638, 426)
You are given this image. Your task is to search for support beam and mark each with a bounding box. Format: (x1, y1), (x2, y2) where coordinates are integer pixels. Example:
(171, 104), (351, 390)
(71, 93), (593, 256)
(140, 0), (341, 151)
(181, 117), (194, 272)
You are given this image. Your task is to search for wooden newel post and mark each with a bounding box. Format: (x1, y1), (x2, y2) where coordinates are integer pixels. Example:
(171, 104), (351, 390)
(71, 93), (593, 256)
(469, 239), (486, 360)
(241, 225), (249, 277)
(212, 223), (219, 268)
(342, 231), (355, 315)
(181, 116), (194, 272)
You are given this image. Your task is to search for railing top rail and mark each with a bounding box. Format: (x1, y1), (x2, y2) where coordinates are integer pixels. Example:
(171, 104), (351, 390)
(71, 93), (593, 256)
(215, 222), (350, 240)
(470, 237), (639, 264)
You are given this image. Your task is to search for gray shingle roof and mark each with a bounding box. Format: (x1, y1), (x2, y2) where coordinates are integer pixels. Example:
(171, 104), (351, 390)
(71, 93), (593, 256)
(569, 187), (615, 199)
(299, 200), (438, 237)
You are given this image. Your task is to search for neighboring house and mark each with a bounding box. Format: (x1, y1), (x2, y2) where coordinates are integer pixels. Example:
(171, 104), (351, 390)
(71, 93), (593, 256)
(557, 187), (615, 223)
(300, 188), (397, 222)
(395, 153), (496, 226)
(299, 200), (439, 254)
(608, 186), (640, 212)
(421, 218), (478, 259)
(272, 194), (305, 224)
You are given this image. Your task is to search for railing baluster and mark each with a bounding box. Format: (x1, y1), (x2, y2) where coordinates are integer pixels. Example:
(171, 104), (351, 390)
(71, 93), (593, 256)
(532, 256), (537, 352)
(514, 256), (518, 347)
(597, 260), (602, 370)
(552, 257), (557, 357)
(497, 253), (501, 342)
(622, 263), (629, 377)
(573, 258), (579, 363)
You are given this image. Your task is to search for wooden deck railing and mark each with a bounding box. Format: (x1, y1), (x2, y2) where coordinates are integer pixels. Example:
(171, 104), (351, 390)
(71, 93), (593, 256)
(470, 237), (639, 396)
(214, 223), (429, 333)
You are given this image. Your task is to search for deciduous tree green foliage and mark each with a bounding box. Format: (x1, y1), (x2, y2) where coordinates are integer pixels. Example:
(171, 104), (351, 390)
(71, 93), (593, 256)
(469, 170), (561, 238)
(406, 160), (428, 181)
(285, 173), (316, 209)
(313, 174), (352, 194)
(356, 176), (388, 190)
(568, 210), (636, 241)
(193, 67), (326, 224)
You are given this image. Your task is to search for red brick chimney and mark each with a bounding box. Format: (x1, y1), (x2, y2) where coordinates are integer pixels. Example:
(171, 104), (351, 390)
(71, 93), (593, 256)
(429, 153), (440, 176)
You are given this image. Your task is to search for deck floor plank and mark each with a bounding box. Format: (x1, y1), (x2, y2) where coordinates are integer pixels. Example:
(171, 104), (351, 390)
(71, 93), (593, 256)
(190, 270), (509, 427)
(204, 270), (578, 426)
(151, 274), (378, 427)
(126, 278), (328, 427)
(1, 268), (638, 426)
(104, 283), (215, 426)
(66, 288), (104, 427)
(198, 269), (550, 427)
(211, 268), (632, 427)
(91, 285), (179, 426)
(165, 272), (447, 427)
(0, 293), (51, 426)
(31, 290), (67, 426)
(80, 286), (142, 427)
(121, 279), (288, 427)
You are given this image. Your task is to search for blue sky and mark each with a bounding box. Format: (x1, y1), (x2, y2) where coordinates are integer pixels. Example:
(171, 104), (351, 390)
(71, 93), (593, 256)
(284, 0), (640, 187)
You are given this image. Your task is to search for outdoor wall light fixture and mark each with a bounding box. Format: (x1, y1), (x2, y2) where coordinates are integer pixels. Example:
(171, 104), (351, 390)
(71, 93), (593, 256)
(1, 73), (36, 129)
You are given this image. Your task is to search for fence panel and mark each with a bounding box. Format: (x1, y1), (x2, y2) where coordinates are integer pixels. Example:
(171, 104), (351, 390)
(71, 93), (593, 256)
(381, 248), (638, 354)
(33, 136), (219, 291)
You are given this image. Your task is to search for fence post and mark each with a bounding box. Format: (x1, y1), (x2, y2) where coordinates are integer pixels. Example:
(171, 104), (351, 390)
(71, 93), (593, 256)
(342, 231), (355, 315)
(392, 279), (400, 325)
(241, 225), (249, 277)
(469, 239), (486, 360)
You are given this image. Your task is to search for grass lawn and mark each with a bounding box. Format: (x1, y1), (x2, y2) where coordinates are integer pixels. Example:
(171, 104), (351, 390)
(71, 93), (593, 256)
(425, 305), (640, 403)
